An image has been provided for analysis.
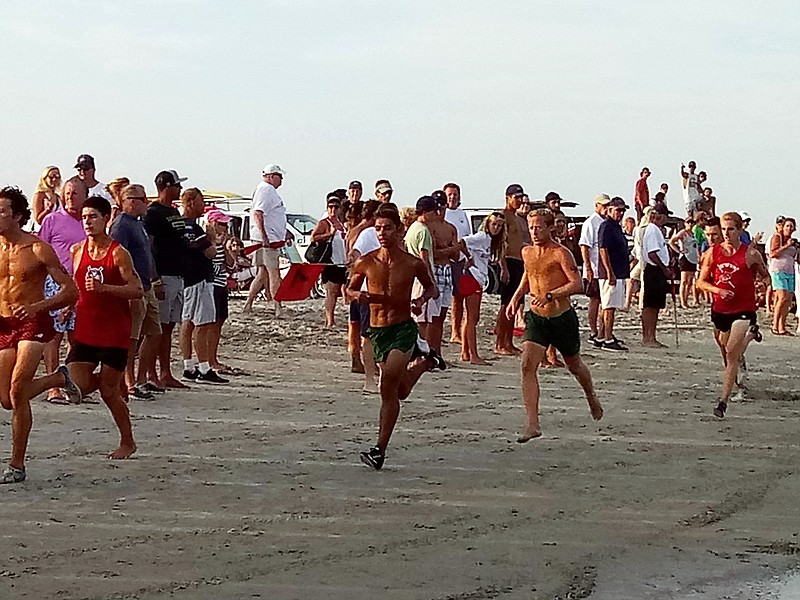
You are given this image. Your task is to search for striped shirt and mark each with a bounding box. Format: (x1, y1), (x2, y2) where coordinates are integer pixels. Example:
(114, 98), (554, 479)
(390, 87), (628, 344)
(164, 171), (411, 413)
(212, 246), (227, 288)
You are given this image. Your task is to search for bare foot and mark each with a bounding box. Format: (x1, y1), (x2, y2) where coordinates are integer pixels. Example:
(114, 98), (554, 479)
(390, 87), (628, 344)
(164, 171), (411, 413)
(588, 399), (604, 421)
(109, 443), (137, 459)
(362, 384), (379, 395)
(241, 305), (253, 314)
(160, 376), (188, 389)
(641, 340), (667, 349)
(495, 346), (521, 356)
(517, 426), (542, 443)
(542, 359), (565, 368)
(450, 337), (462, 344)
(469, 357), (490, 366)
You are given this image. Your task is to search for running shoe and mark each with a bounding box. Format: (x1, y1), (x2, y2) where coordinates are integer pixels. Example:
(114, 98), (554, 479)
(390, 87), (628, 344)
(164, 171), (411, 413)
(602, 339), (629, 352)
(425, 348), (447, 371)
(196, 369), (229, 384)
(182, 368), (199, 381)
(592, 337), (605, 349)
(0, 465), (26, 484)
(359, 446), (385, 470)
(130, 385), (156, 401)
(57, 365), (82, 404)
(141, 382), (167, 394)
(749, 324), (763, 343)
(713, 401), (727, 419)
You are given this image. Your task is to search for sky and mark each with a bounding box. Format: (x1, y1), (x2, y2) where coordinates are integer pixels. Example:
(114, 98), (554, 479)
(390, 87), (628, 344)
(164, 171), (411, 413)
(1, 0), (798, 235)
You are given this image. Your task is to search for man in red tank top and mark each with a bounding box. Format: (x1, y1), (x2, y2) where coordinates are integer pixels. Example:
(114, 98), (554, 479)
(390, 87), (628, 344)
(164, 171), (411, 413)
(67, 197), (143, 459)
(696, 212), (770, 419)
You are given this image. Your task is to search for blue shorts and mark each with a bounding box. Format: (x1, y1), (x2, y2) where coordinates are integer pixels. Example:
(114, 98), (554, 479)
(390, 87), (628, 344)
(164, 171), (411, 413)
(771, 272), (795, 292)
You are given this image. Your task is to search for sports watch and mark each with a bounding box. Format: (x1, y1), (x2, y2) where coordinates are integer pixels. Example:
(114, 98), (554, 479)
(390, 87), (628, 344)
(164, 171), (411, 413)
(545, 292), (554, 302)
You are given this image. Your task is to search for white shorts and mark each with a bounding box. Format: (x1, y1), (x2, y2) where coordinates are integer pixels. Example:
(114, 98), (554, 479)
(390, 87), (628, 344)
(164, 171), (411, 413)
(253, 247), (281, 270)
(182, 280), (216, 326)
(412, 264), (453, 323)
(159, 275), (184, 324)
(600, 279), (627, 310)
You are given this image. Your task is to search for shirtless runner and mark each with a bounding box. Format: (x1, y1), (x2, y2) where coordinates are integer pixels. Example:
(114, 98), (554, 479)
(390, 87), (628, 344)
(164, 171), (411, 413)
(347, 204), (444, 470)
(696, 212), (769, 419)
(507, 209), (604, 442)
(67, 196), (142, 459)
(0, 186), (81, 484)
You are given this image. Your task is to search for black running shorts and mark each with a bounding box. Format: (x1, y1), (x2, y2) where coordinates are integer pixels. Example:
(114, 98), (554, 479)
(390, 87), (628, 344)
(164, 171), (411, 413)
(710, 310), (757, 333)
(523, 307), (581, 357)
(66, 342), (128, 372)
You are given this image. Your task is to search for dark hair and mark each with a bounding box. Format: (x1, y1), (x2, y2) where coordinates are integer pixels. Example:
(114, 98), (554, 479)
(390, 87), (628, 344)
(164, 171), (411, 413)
(374, 203), (401, 227)
(660, 182), (669, 190)
(83, 195), (112, 217)
(653, 191), (666, 203)
(332, 188), (347, 201)
(705, 216), (721, 228)
(362, 199), (381, 221)
(0, 186), (32, 228)
(442, 182), (460, 192)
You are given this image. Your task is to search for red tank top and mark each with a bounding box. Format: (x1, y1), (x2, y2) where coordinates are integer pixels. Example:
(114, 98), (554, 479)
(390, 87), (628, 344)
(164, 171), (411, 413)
(710, 243), (756, 314)
(74, 240), (132, 349)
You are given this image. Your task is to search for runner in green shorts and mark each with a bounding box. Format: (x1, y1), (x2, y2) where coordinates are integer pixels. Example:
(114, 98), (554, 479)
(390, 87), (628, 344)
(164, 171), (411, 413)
(347, 203), (444, 471)
(508, 209), (604, 443)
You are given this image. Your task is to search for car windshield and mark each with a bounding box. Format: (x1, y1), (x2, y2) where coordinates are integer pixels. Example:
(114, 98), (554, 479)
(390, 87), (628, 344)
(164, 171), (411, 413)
(287, 213), (317, 235)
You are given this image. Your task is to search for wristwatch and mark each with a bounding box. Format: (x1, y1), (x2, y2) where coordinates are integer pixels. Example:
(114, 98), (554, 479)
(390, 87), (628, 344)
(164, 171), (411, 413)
(545, 292), (554, 302)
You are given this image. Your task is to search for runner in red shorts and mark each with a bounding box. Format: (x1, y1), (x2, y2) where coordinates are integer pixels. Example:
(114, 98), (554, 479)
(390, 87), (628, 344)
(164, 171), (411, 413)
(0, 186), (81, 484)
(67, 196), (143, 459)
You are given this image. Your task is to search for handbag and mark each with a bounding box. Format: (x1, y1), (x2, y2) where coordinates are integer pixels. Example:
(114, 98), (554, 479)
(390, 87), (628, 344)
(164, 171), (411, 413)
(304, 237), (333, 264)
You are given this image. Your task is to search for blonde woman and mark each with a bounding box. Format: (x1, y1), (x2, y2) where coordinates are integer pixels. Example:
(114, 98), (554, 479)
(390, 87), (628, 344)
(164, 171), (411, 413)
(32, 165), (62, 225)
(460, 212), (506, 364)
(105, 177), (130, 226)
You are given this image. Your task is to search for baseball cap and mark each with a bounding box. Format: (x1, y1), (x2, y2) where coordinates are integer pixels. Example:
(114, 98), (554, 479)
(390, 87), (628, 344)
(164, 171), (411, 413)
(262, 164), (286, 176)
(740, 211), (752, 222)
(74, 154), (95, 170)
(348, 180), (362, 189)
(376, 183), (393, 194)
(545, 191), (562, 203)
(326, 192), (341, 204)
(505, 183), (524, 197)
(416, 196), (438, 213)
(776, 215), (785, 224)
(595, 194), (612, 205)
(154, 170), (187, 189)
(431, 189), (447, 207)
(608, 196), (630, 209)
(205, 209), (231, 223)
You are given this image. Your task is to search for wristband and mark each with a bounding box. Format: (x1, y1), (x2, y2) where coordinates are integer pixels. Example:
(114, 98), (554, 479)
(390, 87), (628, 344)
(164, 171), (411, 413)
(152, 280), (163, 286)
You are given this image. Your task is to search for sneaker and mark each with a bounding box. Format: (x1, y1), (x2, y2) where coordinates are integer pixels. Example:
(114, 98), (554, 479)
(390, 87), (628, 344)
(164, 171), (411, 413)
(0, 465), (26, 484)
(196, 369), (229, 384)
(141, 382), (166, 394)
(57, 365), (82, 404)
(713, 401), (727, 419)
(425, 348), (447, 371)
(592, 337), (605, 349)
(130, 385), (156, 401)
(359, 446), (385, 470)
(182, 368), (199, 381)
(588, 333), (597, 343)
(602, 339), (628, 352)
(750, 324), (763, 343)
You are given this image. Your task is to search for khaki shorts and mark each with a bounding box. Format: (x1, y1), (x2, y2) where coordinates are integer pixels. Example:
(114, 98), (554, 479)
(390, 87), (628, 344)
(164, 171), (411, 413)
(253, 247), (280, 270)
(131, 287), (163, 340)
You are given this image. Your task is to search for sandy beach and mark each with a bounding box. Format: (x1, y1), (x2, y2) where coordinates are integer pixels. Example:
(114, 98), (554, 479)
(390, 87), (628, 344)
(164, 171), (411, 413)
(1, 295), (799, 600)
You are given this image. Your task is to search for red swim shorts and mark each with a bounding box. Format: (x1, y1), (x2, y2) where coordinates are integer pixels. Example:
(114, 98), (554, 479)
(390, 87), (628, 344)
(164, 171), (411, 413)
(0, 314), (56, 350)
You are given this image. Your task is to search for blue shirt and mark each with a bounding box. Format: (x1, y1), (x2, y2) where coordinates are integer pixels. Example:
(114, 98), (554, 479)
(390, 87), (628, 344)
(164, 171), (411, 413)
(598, 219), (631, 279)
(111, 213), (154, 291)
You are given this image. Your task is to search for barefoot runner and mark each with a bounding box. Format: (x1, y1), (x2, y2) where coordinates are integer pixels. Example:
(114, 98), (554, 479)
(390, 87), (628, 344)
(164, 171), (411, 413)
(347, 204), (444, 470)
(67, 196), (143, 459)
(507, 209), (604, 442)
(0, 186), (81, 484)
(696, 212), (770, 419)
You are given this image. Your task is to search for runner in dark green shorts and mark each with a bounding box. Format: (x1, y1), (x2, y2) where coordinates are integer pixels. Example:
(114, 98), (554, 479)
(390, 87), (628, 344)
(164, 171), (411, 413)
(347, 203), (444, 471)
(508, 209), (603, 443)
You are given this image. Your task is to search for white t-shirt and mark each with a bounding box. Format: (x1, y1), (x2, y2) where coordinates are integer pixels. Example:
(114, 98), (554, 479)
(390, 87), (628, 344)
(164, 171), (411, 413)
(642, 223), (669, 266)
(463, 231), (492, 288)
(331, 227), (346, 265)
(249, 182), (287, 244)
(88, 182), (113, 202)
(445, 208), (471, 239)
(682, 172), (701, 208)
(578, 212), (605, 277)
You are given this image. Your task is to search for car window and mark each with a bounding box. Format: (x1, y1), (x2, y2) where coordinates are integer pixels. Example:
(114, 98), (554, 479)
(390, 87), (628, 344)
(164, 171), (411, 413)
(287, 214), (317, 235)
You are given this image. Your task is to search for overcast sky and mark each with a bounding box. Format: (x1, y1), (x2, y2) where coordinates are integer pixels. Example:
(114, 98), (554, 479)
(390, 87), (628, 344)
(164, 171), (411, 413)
(1, 1), (798, 234)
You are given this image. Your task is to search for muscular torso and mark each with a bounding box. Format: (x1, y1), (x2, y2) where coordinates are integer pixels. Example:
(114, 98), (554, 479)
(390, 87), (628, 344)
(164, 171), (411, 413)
(360, 249), (423, 327)
(428, 220), (458, 265)
(0, 235), (49, 317)
(523, 243), (574, 318)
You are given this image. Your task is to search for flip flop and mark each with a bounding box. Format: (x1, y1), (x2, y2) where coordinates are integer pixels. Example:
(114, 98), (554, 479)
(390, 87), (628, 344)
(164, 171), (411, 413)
(47, 393), (70, 405)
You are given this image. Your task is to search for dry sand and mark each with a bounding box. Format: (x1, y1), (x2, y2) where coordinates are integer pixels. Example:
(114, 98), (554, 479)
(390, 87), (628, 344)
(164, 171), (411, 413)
(1, 295), (799, 599)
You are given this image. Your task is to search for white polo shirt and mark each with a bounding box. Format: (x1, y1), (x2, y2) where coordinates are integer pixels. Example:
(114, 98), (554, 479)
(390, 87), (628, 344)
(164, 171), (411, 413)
(578, 212), (605, 277)
(249, 181), (287, 244)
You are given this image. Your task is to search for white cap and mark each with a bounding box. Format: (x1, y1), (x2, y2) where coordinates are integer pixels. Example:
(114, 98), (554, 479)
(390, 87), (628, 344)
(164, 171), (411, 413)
(262, 164), (286, 176)
(740, 211), (752, 221)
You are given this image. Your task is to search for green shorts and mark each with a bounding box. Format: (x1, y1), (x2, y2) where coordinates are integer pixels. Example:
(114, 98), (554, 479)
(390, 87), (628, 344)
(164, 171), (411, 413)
(523, 307), (581, 357)
(367, 319), (419, 364)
